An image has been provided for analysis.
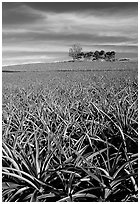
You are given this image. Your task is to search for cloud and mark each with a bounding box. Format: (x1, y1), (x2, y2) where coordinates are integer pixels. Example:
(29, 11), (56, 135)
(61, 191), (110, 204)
(3, 9), (137, 46)
(24, 2), (137, 14)
(2, 2), (45, 25)
(3, 2), (137, 27)
(3, 30), (136, 45)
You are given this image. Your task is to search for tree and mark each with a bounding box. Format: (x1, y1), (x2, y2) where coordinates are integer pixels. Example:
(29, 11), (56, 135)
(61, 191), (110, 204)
(110, 51), (116, 61)
(77, 52), (84, 59)
(105, 52), (111, 61)
(105, 51), (116, 61)
(100, 50), (105, 56)
(94, 50), (100, 60)
(84, 52), (94, 60)
(69, 44), (82, 61)
(99, 50), (105, 59)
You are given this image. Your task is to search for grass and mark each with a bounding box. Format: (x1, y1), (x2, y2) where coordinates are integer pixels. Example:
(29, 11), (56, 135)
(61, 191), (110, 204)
(2, 62), (138, 202)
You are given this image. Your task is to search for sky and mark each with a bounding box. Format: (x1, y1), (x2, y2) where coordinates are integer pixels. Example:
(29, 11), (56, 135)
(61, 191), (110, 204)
(2, 2), (138, 66)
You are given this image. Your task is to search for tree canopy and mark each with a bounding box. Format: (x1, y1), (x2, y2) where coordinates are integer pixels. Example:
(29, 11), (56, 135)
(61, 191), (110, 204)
(69, 44), (82, 60)
(69, 44), (116, 61)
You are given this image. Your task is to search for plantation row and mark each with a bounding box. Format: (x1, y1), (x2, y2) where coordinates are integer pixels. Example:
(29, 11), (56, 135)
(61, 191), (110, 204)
(2, 71), (138, 202)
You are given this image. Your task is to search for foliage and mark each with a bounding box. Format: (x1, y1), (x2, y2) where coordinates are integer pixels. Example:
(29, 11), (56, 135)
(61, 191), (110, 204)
(2, 70), (138, 202)
(69, 47), (116, 61)
(69, 44), (82, 60)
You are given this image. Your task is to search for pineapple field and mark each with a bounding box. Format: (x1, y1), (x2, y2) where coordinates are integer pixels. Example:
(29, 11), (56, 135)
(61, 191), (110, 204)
(2, 61), (138, 202)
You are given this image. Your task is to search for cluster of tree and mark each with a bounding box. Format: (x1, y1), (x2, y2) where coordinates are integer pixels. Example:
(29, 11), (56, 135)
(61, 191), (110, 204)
(69, 44), (116, 61)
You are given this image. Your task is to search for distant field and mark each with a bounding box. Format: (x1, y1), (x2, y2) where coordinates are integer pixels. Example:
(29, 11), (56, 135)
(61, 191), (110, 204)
(2, 60), (138, 72)
(2, 61), (138, 89)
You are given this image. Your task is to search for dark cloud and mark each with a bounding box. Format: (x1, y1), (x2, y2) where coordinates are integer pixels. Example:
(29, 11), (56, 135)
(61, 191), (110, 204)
(2, 2), (44, 25)
(2, 2), (21, 10)
(24, 2), (137, 13)
(2, 2), (137, 29)
(2, 2), (138, 26)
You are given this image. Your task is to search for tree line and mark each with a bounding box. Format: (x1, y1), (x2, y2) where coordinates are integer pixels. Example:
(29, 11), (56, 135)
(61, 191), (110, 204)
(69, 44), (116, 61)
